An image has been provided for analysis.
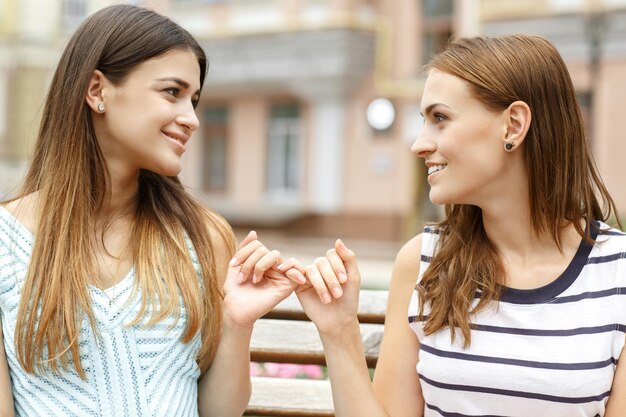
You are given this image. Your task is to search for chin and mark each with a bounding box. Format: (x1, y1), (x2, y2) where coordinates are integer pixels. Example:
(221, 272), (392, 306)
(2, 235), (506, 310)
(429, 190), (449, 206)
(151, 164), (182, 177)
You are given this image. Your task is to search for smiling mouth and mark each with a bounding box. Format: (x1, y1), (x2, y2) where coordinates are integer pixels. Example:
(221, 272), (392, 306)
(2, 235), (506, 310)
(163, 131), (186, 147)
(428, 165), (447, 175)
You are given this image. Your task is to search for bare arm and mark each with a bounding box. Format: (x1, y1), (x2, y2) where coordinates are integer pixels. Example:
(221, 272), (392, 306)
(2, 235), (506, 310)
(298, 235), (424, 417)
(198, 228), (304, 417)
(605, 338), (626, 417)
(0, 319), (15, 417)
(372, 235), (424, 415)
(198, 227), (251, 417)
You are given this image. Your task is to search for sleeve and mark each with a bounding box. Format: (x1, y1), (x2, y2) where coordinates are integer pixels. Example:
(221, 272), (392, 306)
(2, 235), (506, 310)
(408, 226), (441, 341)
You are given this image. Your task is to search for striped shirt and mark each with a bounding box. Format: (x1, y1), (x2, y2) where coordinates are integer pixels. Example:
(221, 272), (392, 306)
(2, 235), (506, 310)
(0, 206), (203, 417)
(408, 223), (626, 417)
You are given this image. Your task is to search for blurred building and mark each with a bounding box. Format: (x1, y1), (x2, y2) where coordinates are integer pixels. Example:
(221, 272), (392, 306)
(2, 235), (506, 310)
(150, 0), (477, 241)
(0, 0), (119, 197)
(1, 0), (624, 242)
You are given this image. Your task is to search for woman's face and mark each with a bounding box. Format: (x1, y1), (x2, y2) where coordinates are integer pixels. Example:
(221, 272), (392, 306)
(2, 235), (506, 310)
(96, 49), (201, 177)
(411, 70), (512, 207)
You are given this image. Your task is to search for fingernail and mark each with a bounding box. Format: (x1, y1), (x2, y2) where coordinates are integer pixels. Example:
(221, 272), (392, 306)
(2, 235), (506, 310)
(337, 239), (347, 251)
(252, 274), (258, 284)
(322, 293), (332, 304)
(332, 287), (343, 298)
(338, 272), (347, 283)
(229, 257), (238, 267)
(238, 272), (245, 283)
(297, 273), (306, 284)
(277, 263), (285, 270)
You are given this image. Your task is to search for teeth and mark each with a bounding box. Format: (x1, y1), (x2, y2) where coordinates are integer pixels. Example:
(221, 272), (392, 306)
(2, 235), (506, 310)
(428, 164), (446, 175)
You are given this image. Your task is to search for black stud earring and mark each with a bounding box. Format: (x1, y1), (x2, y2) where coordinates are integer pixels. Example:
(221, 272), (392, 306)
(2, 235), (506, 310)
(504, 142), (514, 151)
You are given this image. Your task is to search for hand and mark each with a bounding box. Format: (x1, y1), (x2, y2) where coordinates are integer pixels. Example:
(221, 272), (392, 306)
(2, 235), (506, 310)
(222, 231), (306, 328)
(291, 239), (361, 335)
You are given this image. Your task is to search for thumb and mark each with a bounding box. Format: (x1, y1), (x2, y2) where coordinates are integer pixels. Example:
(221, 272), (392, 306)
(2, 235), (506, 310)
(335, 239), (360, 278)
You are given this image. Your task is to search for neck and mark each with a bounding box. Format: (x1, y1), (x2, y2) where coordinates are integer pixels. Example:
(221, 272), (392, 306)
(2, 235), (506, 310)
(98, 160), (140, 221)
(480, 201), (580, 267)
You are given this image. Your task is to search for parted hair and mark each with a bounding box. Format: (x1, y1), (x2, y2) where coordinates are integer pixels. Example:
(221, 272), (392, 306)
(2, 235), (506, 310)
(417, 35), (620, 345)
(9, 5), (234, 378)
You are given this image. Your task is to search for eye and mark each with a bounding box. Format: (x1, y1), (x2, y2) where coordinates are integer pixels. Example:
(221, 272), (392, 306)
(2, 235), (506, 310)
(164, 87), (180, 97)
(433, 112), (447, 122)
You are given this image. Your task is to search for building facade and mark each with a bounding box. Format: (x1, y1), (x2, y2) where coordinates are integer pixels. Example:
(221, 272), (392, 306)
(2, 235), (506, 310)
(150, 0), (470, 240)
(1, 0), (623, 242)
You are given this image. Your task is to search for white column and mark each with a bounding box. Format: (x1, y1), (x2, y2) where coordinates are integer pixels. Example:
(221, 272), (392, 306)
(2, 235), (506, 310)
(310, 98), (345, 212)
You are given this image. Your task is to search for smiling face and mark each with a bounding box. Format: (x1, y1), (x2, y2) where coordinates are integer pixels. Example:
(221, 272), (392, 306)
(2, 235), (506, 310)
(94, 49), (201, 177)
(411, 70), (514, 207)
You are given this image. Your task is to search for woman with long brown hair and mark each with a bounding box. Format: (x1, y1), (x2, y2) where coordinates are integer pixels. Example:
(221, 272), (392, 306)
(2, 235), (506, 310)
(288, 35), (626, 416)
(0, 5), (304, 417)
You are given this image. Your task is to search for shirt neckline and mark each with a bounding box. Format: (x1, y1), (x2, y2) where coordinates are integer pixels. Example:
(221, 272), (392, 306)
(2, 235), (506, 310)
(0, 204), (135, 293)
(498, 222), (598, 304)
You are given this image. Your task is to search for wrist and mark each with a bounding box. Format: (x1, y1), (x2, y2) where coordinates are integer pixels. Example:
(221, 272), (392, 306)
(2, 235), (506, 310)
(316, 317), (361, 341)
(222, 310), (255, 335)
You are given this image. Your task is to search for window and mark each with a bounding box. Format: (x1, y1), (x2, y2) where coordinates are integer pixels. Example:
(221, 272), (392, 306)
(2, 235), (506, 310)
(420, 0), (453, 65)
(203, 107), (229, 192)
(266, 105), (301, 197)
(62, 0), (87, 29)
(422, 0), (453, 17)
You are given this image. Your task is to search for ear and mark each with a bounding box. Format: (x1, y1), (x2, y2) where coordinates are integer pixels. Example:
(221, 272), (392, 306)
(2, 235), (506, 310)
(85, 70), (108, 113)
(502, 100), (531, 150)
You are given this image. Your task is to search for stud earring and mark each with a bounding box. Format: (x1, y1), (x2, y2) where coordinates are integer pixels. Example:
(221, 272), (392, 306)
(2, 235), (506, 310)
(97, 102), (105, 113)
(504, 142), (514, 151)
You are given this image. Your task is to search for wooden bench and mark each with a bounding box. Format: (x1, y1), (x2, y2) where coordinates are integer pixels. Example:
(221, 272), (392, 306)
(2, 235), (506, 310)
(246, 289), (388, 416)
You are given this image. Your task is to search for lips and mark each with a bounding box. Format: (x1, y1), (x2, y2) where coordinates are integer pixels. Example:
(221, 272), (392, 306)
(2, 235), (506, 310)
(162, 130), (189, 146)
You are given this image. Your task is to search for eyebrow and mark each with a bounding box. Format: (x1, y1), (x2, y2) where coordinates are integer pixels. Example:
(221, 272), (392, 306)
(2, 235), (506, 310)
(156, 77), (201, 96)
(420, 102), (452, 117)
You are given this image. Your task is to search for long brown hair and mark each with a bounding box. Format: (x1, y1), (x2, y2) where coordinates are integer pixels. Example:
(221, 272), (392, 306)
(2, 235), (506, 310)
(8, 5), (234, 378)
(417, 35), (620, 346)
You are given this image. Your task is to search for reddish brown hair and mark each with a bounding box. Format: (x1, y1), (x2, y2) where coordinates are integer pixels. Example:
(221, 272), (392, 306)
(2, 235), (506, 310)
(418, 35), (620, 345)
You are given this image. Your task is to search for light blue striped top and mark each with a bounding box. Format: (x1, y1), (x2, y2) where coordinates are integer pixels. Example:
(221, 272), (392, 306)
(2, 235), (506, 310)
(408, 222), (626, 417)
(0, 206), (203, 416)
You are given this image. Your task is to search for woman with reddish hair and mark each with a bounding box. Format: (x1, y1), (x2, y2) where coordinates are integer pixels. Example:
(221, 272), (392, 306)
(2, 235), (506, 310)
(291, 35), (626, 416)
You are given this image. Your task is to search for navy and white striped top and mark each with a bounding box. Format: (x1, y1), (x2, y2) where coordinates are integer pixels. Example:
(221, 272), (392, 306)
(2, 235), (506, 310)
(408, 223), (626, 417)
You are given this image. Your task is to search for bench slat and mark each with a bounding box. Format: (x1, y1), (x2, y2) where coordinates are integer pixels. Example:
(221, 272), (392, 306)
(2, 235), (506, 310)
(247, 289), (389, 416)
(251, 319), (383, 368)
(265, 290), (388, 324)
(246, 377), (334, 417)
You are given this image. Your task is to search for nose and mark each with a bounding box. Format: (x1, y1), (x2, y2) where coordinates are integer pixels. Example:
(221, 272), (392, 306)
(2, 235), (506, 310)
(410, 128), (436, 159)
(177, 102), (200, 132)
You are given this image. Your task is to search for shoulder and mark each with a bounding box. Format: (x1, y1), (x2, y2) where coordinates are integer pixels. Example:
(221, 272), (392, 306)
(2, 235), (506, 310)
(1, 192), (39, 235)
(389, 234), (424, 292)
(203, 209), (236, 258)
(594, 222), (626, 253)
(392, 225), (441, 278)
(193, 207), (236, 279)
(394, 234), (423, 272)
